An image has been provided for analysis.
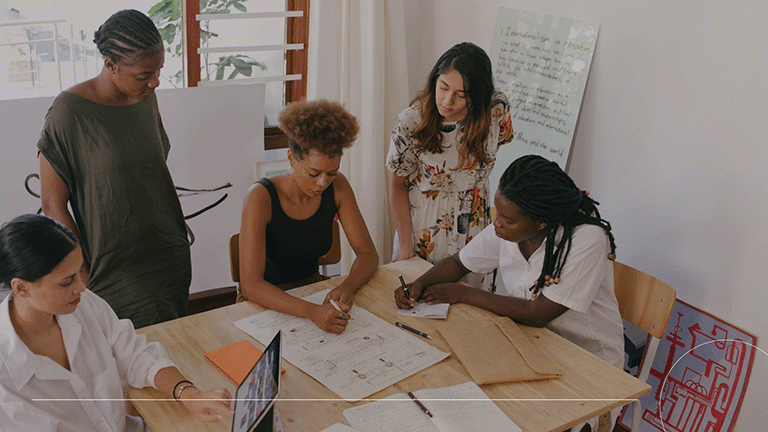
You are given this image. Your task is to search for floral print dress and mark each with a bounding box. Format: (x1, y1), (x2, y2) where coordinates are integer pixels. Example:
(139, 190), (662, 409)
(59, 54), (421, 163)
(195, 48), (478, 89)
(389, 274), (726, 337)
(386, 90), (514, 264)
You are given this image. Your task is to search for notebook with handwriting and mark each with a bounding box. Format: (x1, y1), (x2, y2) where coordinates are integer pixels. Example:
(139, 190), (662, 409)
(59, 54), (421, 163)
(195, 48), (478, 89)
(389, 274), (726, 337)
(205, 340), (284, 385)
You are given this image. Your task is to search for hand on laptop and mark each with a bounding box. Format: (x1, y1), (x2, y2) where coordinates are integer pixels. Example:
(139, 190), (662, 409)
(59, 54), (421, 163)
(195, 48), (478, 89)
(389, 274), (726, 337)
(178, 387), (234, 422)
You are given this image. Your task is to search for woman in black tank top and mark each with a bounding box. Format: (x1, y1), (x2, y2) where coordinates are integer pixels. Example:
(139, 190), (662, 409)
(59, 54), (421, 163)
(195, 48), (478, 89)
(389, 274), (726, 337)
(238, 100), (378, 334)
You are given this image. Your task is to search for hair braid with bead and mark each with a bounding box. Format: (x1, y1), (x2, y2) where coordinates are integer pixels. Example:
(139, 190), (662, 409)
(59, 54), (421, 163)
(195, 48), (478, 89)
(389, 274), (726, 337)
(498, 155), (616, 295)
(93, 9), (162, 64)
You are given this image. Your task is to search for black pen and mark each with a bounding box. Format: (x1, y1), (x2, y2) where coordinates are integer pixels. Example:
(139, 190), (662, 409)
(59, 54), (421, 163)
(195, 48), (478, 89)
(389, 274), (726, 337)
(395, 322), (432, 339)
(407, 391), (433, 418)
(398, 274), (410, 300)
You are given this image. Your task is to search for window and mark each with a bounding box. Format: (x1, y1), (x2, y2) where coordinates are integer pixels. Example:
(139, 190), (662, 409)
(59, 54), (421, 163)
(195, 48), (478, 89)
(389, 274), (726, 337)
(1, 0), (309, 148)
(0, 2), (116, 100)
(176, 0), (309, 148)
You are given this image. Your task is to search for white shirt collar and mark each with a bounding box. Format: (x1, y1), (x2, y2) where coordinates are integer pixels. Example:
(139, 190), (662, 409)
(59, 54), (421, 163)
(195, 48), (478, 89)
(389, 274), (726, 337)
(0, 292), (82, 391)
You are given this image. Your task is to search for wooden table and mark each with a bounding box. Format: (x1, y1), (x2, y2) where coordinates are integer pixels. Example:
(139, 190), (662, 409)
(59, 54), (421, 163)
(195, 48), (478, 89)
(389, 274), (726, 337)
(127, 258), (650, 432)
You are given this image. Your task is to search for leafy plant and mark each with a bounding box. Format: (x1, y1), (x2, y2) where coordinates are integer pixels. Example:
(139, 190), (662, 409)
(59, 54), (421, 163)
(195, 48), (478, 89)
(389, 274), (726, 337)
(213, 54), (266, 80)
(148, 0), (267, 86)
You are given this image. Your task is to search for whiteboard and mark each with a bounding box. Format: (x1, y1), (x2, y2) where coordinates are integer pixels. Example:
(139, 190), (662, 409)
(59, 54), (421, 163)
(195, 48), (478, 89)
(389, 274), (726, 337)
(489, 7), (599, 191)
(0, 84), (266, 294)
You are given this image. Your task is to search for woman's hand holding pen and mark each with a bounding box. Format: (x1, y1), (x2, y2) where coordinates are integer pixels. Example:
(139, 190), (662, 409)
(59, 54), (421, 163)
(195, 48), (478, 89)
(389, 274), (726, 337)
(310, 302), (350, 334)
(324, 286), (354, 312)
(394, 279), (425, 310)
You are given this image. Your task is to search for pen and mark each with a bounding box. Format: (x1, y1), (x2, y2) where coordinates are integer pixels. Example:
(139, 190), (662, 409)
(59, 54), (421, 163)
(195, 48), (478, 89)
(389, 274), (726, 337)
(407, 391), (433, 418)
(395, 322), (432, 339)
(398, 275), (410, 300)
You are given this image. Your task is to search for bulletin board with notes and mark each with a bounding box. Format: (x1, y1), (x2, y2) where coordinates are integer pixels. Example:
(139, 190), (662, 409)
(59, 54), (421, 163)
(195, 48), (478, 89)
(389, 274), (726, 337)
(489, 7), (599, 190)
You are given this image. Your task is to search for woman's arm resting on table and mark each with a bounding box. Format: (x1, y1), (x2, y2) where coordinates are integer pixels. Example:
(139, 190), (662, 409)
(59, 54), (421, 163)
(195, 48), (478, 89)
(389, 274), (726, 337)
(238, 183), (351, 334)
(398, 252), (569, 327)
(421, 285), (568, 328)
(153, 366), (233, 422)
(388, 173), (415, 261)
(326, 173), (379, 308)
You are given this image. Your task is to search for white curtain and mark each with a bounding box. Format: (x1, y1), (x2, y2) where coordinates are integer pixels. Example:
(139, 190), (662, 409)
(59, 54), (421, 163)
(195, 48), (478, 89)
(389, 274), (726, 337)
(307, 0), (410, 272)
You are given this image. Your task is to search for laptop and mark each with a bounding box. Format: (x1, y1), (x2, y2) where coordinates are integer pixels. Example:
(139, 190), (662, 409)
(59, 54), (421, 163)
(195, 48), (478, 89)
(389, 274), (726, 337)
(232, 330), (282, 432)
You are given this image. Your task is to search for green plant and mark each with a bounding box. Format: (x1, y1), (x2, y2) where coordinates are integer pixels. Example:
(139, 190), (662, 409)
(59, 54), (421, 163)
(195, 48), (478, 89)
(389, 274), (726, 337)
(213, 54), (266, 80)
(148, 0), (266, 86)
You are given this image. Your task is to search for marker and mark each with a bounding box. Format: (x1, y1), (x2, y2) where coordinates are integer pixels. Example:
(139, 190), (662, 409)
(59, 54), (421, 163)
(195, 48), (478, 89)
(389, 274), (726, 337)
(398, 275), (410, 300)
(328, 298), (347, 320)
(407, 391), (433, 418)
(328, 298), (343, 313)
(395, 322), (432, 339)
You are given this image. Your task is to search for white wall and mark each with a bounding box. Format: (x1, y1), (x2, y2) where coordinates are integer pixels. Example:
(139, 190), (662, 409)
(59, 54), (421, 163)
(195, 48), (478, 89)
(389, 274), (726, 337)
(399, 0), (768, 429)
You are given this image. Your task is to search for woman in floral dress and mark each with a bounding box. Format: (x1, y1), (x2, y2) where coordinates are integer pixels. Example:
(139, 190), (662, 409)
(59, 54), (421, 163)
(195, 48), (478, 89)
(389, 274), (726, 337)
(387, 42), (514, 277)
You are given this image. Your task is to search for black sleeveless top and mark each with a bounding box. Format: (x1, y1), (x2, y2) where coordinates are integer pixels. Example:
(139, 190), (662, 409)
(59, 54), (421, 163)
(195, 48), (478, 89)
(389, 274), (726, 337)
(258, 177), (337, 285)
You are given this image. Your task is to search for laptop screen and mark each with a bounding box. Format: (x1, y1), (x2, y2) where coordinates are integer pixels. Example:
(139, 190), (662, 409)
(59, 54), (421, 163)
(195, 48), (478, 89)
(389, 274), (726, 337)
(232, 330), (282, 432)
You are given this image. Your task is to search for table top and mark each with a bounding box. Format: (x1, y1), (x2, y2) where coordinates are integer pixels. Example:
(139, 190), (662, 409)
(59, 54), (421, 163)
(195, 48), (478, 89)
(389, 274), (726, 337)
(127, 258), (650, 432)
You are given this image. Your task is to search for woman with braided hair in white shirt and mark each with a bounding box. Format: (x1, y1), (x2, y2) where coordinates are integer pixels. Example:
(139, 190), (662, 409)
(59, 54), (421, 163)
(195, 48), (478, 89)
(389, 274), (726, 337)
(395, 154), (624, 432)
(0, 214), (232, 432)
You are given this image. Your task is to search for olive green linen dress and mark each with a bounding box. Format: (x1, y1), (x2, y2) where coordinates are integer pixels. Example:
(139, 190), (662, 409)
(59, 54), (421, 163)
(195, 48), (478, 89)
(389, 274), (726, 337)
(38, 91), (190, 328)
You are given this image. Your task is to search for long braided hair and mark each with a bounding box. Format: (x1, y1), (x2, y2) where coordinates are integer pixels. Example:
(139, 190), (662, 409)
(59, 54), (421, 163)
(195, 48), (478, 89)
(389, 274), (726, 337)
(93, 9), (163, 64)
(498, 155), (616, 295)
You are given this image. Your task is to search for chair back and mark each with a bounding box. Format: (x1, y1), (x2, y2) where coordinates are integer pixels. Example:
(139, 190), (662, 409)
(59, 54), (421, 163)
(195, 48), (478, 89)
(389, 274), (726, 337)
(229, 233), (241, 283)
(228, 219), (342, 283)
(613, 261), (676, 340)
(318, 219), (342, 266)
(613, 261), (676, 432)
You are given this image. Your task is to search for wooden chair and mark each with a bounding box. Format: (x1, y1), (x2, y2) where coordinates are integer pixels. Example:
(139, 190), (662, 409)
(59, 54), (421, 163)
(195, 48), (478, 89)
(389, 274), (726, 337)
(317, 218), (342, 274)
(229, 218), (342, 283)
(613, 261), (677, 432)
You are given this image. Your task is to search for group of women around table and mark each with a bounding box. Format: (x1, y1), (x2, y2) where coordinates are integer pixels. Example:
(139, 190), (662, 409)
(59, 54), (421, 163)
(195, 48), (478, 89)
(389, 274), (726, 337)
(0, 9), (625, 432)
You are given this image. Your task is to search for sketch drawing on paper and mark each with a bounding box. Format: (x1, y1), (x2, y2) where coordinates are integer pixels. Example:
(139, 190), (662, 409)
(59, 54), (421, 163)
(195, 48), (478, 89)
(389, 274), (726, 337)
(234, 289), (449, 401)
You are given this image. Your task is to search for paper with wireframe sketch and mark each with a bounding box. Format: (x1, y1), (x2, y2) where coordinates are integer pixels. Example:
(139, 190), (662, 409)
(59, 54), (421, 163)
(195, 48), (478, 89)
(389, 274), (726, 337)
(233, 289), (449, 401)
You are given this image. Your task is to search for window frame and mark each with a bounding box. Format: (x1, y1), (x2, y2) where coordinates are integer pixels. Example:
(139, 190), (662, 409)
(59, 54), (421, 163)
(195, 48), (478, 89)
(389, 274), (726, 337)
(182, 0), (309, 150)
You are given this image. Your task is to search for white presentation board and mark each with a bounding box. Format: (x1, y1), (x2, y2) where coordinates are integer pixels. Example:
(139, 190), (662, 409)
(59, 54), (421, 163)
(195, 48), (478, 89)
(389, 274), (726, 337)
(489, 7), (599, 190)
(0, 84), (266, 294)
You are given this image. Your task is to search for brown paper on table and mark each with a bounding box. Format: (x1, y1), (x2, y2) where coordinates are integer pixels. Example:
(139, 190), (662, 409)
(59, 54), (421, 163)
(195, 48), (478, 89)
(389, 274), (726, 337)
(439, 316), (561, 384)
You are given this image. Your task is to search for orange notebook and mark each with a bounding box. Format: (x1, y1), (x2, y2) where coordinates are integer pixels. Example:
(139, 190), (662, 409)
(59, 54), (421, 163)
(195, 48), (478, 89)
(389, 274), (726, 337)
(204, 340), (285, 385)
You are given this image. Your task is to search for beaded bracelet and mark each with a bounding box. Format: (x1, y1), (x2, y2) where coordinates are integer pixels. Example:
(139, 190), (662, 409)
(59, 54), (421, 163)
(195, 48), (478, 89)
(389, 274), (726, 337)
(172, 380), (193, 400)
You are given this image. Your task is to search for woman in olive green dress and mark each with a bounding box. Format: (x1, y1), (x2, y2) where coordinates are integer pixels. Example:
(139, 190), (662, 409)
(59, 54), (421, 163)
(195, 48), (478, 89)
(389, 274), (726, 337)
(38, 9), (190, 328)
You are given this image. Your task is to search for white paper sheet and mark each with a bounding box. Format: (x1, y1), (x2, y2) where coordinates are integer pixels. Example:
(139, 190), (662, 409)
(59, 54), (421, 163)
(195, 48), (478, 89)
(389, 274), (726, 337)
(343, 382), (522, 432)
(233, 289), (449, 401)
(320, 424), (361, 432)
(396, 302), (449, 319)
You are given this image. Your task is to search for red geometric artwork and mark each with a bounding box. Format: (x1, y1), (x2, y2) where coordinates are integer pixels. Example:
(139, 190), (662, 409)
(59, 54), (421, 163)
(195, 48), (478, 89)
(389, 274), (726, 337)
(619, 299), (757, 432)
